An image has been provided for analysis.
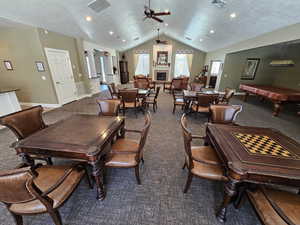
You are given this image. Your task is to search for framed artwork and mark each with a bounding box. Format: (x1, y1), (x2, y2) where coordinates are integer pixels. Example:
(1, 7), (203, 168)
(35, 61), (45, 72)
(241, 58), (260, 80)
(4, 60), (13, 70)
(157, 51), (168, 65)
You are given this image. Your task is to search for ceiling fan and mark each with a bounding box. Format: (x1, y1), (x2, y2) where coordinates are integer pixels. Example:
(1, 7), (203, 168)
(144, 0), (171, 23)
(155, 29), (168, 44)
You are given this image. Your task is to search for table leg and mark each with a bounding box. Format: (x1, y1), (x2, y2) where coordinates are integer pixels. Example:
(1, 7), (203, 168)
(243, 92), (249, 102)
(90, 160), (105, 201)
(273, 101), (282, 116)
(217, 178), (240, 223)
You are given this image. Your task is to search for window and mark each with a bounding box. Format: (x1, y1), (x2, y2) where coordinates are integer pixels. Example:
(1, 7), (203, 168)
(135, 54), (150, 75)
(210, 61), (222, 76)
(85, 55), (92, 79)
(174, 54), (190, 77)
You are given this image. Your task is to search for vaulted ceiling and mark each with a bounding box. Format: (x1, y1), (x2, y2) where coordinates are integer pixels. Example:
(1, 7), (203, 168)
(1, 0), (300, 52)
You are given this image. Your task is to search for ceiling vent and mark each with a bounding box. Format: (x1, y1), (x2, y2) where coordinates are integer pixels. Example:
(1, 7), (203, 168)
(88, 0), (110, 13)
(270, 60), (295, 67)
(211, 0), (226, 8)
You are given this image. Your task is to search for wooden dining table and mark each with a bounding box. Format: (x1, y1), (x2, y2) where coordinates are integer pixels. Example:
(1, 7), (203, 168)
(183, 90), (219, 112)
(13, 114), (125, 201)
(205, 124), (300, 222)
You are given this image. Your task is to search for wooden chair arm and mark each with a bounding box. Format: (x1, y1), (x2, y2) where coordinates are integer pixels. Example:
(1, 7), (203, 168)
(192, 135), (206, 139)
(124, 129), (142, 134)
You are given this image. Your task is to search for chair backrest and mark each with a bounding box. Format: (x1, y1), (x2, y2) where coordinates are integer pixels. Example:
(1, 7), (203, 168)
(107, 83), (116, 99)
(180, 114), (193, 168)
(181, 77), (189, 90)
(222, 88), (235, 103)
(196, 93), (219, 107)
(97, 100), (120, 116)
(134, 78), (149, 89)
(0, 106), (46, 140)
(0, 166), (37, 204)
(172, 78), (183, 90)
(119, 89), (138, 104)
(137, 112), (151, 158)
(209, 105), (242, 124)
(190, 82), (203, 92)
(134, 75), (146, 80)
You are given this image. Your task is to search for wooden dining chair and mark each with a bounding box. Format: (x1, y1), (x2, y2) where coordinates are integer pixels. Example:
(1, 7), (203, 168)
(0, 106), (53, 165)
(107, 83), (119, 100)
(97, 99), (120, 116)
(189, 82), (204, 92)
(119, 89), (141, 117)
(209, 104), (242, 125)
(134, 77), (149, 89)
(219, 88), (235, 104)
(191, 93), (219, 117)
(246, 186), (300, 225)
(172, 91), (185, 114)
(181, 76), (189, 90)
(144, 86), (161, 112)
(181, 114), (228, 193)
(105, 112), (151, 184)
(0, 163), (87, 225)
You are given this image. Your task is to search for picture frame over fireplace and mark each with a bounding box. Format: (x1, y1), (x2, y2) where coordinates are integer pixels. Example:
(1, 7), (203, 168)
(157, 51), (168, 65)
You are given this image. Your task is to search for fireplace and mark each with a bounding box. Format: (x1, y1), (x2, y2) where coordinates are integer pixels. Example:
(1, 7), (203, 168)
(155, 70), (168, 81)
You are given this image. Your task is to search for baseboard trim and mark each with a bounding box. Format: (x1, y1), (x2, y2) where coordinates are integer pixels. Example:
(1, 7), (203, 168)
(20, 102), (61, 108)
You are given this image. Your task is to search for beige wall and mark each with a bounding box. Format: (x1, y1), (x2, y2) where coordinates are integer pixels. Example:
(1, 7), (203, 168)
(219, 40), (300, 91)
(0, 27), (58, 104)
(121, 35), (206, 81)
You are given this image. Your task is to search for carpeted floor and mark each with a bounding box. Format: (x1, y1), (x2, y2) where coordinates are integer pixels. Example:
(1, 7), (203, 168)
(0, 88), (299, 225)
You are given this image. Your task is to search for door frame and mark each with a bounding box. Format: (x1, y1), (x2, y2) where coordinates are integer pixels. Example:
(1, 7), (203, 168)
(44, 48), (77, 105)
(207, 60), (223, 90)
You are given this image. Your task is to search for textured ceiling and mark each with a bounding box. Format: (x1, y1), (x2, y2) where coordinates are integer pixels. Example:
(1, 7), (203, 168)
(0, 0), (300, 52)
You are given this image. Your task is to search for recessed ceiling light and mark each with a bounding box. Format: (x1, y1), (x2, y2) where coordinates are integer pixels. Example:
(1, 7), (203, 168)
(165, 23), (168, 26)
(109, 31), (114, 35)
(85, 16), (92, 22)
(165, 9), (169, 13)
(210, 30), (215, 34)
(199, 38), (203, 42)
(122, 39), (126, 42)
(230, 13), (237, 18)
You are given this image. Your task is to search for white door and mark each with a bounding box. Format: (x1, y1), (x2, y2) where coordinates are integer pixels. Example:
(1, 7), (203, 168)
(45, 48), (77, 104)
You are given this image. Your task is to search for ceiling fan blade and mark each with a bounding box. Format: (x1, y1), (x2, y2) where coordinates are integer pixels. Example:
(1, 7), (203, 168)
(152, 16), (163, 23)
(153, 12), (171, 16)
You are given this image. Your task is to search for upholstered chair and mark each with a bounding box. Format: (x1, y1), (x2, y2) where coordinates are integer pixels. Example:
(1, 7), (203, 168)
(209, 105), (242, 125)
(189, 82), (204, 92)
(134, 77), (149, 89)
(107, 83), (119, 100)
(148, 77), (156, 90)
(119, 89), (141, 117)
(219, 88), (235, 104)
(144, 86), (161, 112)
(0, 163), (87, 225)
(97, 99), (120, 116)
(180, 114), (227, 193)
(172, 91), (185, 114)
(181, 76), (189, 90)
(191, 93), (219, 117)
(246, 186), (300, 225)
(105, 112), (151, 184)
(0, 106), (52, 165)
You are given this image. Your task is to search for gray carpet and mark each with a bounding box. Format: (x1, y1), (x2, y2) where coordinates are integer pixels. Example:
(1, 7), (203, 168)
(0, 89), (299, 225)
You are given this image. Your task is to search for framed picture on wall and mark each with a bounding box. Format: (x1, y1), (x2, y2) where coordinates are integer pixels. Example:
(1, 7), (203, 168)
(241, 58), (260, 80)
(4, 60), (13, 70)
(35, 61), (45, 72)
(157, 51), (168, 65)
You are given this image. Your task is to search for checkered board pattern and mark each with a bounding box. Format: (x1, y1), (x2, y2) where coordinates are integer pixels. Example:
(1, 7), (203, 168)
(233, 133), (296, 159)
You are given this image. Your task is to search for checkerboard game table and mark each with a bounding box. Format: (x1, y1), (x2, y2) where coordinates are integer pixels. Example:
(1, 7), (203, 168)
(205, 124), (300, 223)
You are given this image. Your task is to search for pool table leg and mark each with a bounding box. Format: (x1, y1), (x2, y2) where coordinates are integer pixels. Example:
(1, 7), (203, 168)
(273, 101), (283, 116)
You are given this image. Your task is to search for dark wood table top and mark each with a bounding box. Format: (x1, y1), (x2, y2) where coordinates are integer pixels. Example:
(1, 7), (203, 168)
(14, 114), (125, 158)
(206, 124), (300, 183)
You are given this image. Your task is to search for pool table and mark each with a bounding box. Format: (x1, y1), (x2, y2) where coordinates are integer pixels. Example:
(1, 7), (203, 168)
(239, 84), (300, 116)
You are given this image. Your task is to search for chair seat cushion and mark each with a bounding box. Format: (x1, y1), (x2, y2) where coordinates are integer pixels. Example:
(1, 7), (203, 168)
(186, 146), (227, 181)
(9, 165), (84, 214)
(191, 146), (221, 165)
(112, 138), (139, 153)
(120, 102), (141, 108)
(175, 98), (185, 104)
(105, 153), (138, 168)
(247, 188), (300, 225)
(191, 104), (209, 113)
